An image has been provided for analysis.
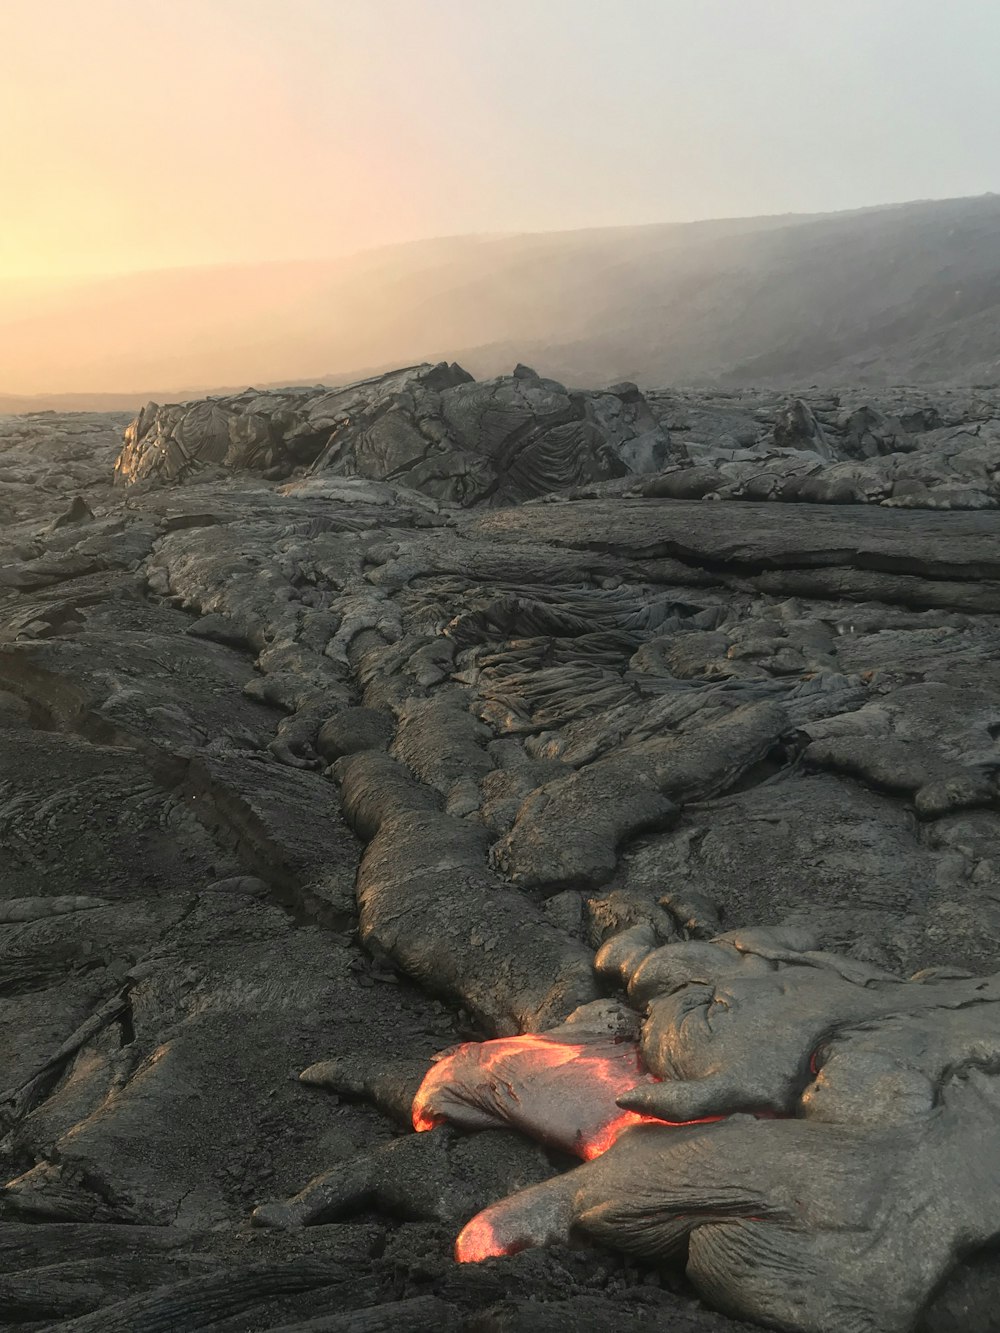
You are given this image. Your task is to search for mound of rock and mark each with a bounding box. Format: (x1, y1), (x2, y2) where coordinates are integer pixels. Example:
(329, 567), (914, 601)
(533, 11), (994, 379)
(639, 384), (1000, 510)
(114, 362), (673, 504)
(115, 370), (1000, 515)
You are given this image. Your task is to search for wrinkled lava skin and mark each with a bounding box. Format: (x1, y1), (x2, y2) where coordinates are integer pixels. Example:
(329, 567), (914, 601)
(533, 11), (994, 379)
(420, 928), (1000, 1333)
(412, 1028), (665, 1160)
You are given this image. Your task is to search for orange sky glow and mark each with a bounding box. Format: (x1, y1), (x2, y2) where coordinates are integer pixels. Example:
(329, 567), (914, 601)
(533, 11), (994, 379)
(1, 0), (997, 393)
(5, 0), (998, 284)
(1, 0), (506, 280)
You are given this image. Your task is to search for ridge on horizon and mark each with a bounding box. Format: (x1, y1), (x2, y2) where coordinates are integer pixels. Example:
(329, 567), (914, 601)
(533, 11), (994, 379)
(4, 189), (995, 288)
(2, 191), (1000, 405)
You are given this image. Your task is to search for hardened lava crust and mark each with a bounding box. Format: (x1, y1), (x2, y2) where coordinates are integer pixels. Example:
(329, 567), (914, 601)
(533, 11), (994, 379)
(2, 369), (1000, 1331)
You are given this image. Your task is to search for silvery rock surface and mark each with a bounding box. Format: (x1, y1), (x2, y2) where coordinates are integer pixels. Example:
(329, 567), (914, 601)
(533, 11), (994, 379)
(439, 929), (1000, 1333)
(114, 362), (674, 504)
(638, 383), (1000, 510)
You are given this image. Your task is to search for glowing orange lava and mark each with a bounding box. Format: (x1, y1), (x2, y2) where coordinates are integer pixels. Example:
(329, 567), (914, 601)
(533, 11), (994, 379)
(412, 1030), (663, 1160)
(425, 1035), (787, 1264)
(455, 1212), (517, 1263)
(579, 1108), (729, 1159)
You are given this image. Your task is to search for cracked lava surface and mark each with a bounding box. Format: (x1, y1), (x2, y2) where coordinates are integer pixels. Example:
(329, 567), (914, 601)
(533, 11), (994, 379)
(5, 373), (1000, 1333)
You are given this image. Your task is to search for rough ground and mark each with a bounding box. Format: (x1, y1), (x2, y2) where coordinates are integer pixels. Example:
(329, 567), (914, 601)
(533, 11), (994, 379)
(2, 372), (1000, 1331)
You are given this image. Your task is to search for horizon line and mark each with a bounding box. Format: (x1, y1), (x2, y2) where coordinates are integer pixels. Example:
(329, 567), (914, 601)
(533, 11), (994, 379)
(4, 189), (995, 288)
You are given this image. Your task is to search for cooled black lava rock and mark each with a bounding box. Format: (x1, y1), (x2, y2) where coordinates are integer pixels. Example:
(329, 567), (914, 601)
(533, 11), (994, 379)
(3, 385), (1000, 1332)
(113, 362), (674, 503)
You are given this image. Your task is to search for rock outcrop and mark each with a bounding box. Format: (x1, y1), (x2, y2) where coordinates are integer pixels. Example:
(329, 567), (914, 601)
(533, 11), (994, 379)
(114, 363), (673, 504)
(639, 383), (1000, 511)
(116, 372), (1000, 516)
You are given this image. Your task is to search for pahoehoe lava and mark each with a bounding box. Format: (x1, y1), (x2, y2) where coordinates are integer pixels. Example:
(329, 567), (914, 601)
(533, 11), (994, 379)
(2, 366), (1000, 1332)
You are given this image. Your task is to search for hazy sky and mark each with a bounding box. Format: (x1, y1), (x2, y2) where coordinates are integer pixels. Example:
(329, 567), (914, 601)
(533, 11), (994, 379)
(2, 0), (999, 281)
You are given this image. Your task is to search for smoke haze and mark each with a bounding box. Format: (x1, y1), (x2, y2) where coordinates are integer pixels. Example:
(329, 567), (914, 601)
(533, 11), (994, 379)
(2, 0), (998, 399)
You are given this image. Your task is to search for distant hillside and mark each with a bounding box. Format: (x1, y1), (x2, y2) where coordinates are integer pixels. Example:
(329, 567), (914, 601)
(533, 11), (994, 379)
(0, 385), (331, 416)
(2, 194), (999, 402)
(0, 392), (163, 415)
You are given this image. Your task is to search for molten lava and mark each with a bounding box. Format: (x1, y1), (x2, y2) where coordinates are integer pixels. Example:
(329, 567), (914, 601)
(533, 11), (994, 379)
(412, 1030), (664, 1160)
(411, 1028), (744, 1264)
(455, 1211), (518, 1264)
(413, 1030), (731, 1153)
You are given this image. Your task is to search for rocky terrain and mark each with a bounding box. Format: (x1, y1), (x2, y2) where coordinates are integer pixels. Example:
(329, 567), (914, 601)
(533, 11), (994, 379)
(3, 365), (1000, 1331)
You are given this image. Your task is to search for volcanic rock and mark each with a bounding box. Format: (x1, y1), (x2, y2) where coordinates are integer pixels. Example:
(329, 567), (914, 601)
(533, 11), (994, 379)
(3, 378), (1000, 1331)
(113, 363), (674, 503)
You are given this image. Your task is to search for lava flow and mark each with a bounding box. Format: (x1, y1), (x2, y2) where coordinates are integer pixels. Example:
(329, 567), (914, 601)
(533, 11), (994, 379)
(410, 1029), (738, 1263)
(454, 1212), (516, 1264)
(412, 1030), (667, 1160)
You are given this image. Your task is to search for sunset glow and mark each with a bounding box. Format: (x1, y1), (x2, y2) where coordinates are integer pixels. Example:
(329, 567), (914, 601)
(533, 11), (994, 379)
(2, 0), (997, 395)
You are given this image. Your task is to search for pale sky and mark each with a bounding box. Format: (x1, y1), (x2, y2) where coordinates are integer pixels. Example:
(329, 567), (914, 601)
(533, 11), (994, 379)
(1, 0), (999, 281)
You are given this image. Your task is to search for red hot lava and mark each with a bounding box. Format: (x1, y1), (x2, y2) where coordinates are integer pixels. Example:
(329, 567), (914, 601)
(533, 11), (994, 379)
(412, 1028), (728, 1261)
(455, 1212), (515, 1265)
(412, 1030), (666, 1160)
